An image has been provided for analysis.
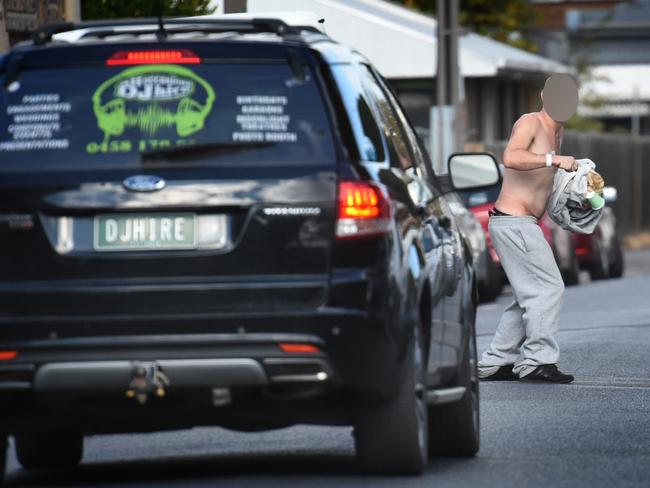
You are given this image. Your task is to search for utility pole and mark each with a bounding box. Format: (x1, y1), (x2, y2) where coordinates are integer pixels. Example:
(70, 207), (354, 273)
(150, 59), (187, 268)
(0, 2), (9, 53)
(632, 84), (643, 231)
(224, 0), (247, 13)
(64, 0), (81, 22)
(431, 0), (463, 174)
(631, 84), (640, 137)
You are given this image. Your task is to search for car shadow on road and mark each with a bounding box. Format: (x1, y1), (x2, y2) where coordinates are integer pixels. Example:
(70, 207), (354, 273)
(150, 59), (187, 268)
(6, 451), (354, 487)
(4, 451), (481, 487)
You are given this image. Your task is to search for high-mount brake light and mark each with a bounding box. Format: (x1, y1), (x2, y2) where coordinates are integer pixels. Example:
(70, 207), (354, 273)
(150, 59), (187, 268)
(106, 50), (201, 66)
(336, 181), (391, 239)
(279, 343), (320, 354)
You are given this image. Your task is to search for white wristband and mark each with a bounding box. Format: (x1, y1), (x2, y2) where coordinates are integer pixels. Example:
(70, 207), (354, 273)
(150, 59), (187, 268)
(546, 153), (553, 167)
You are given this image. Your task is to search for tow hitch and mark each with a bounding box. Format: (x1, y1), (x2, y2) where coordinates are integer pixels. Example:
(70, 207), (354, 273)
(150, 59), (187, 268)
(125, 361), (170, 405)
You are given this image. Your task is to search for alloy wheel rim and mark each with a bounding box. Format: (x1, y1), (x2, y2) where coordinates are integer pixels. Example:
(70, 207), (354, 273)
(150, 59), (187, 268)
(469, 333), (479, 433)
(414, 328), (427, 454)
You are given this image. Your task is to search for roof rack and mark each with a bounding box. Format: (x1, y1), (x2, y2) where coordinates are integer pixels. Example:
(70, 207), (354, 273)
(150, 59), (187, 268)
(32, 17), (301, 46)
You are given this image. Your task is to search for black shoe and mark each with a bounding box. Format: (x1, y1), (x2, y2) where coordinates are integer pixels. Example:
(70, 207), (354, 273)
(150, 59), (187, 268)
(519, 364), (574, 384)
(479, 365), (518, 381)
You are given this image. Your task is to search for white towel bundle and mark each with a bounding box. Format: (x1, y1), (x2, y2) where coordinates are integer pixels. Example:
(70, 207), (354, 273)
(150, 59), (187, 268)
(546, 158), (604, 234)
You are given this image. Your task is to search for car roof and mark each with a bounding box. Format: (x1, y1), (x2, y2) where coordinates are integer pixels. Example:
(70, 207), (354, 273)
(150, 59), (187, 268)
(9, 12), (369, 67)
(188, 11), (327, 34)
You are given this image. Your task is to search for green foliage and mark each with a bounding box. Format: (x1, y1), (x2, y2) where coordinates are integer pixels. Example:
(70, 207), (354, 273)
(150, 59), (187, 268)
(610, 125), (630, 135)
(396, 0), (539, 52)
(564, 114), (604, 133)
(563, 24), (618, 134)
(81, 0), (215, 20)
(566, 59), (610, 133)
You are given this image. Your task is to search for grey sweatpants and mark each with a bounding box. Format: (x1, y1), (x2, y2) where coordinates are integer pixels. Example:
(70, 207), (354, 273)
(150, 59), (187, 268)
(478, 215), (564, 377)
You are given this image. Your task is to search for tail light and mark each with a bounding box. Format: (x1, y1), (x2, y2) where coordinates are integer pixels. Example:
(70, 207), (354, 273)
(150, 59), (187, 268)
(574, 234), (592, 257)
(107, 50), (201, 66)
(336, 181), (390, 239)
(0, 350), (18, 361)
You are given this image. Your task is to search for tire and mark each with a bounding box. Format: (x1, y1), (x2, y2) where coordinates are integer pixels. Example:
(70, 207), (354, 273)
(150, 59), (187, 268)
(428, 318), (480, 457)
(354, 325), (428, 475)
(15, 430), (83, 470)
(561, 245), (580, 286)
(589, 235), (610, 281)
(0, 435), (7, 485)
(607, 236), (624, 279)
(478, 251), (502, 302)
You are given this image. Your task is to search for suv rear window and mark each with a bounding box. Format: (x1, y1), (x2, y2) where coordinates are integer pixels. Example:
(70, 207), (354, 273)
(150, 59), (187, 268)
(0, 59), (335, 171)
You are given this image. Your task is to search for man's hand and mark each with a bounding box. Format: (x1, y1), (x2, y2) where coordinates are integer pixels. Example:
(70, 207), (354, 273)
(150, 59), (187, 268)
(554, 155), (577, 172)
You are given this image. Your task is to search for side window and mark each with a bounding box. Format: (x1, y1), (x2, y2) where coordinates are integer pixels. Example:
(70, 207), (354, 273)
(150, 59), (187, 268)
(372, 70), (443, 196)
(359, 65), (413, 170)
(330, 65), (385, 162)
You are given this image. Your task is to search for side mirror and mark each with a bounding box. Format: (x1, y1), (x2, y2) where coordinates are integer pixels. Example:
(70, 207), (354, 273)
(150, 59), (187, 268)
(447, 152), (501, 191)
(603, 186), (617, 203)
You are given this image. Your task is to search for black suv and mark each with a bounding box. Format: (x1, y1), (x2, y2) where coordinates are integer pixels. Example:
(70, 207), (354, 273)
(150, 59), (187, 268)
(0, 16), (485, 479)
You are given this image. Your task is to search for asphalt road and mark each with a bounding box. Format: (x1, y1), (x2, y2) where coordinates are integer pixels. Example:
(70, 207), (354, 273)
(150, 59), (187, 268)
(4, 250), (650, 487)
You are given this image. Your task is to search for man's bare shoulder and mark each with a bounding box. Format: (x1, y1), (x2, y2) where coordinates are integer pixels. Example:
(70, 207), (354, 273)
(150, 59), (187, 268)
(513, 112), (542, 130)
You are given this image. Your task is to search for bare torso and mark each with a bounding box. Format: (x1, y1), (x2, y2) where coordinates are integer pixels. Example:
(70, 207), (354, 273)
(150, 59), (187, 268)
(495, 113), (563, 218)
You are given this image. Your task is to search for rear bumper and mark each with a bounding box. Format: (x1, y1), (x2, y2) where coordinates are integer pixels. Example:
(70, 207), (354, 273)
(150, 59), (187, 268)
(0, 324), (405, 434)
(0, 332), (357, 434)
(0, 306), (404, 399)
(32, 357), (334, 392)
(0, 269), (412, 432)
(0, 331), (336, 392)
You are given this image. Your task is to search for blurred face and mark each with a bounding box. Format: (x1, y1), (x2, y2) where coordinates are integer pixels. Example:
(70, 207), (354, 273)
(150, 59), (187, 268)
(541, 74), (578, 123)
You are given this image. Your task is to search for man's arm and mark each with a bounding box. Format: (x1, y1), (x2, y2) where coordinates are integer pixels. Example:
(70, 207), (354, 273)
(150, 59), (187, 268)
(502, 114), (576, 171)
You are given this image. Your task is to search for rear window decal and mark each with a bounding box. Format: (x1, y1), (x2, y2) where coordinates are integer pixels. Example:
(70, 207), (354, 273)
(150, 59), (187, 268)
(0, 93), (70, 152)
(0, 62), (335, 170)
(233, 95), (297, 143)
(88, 64), (215, 154)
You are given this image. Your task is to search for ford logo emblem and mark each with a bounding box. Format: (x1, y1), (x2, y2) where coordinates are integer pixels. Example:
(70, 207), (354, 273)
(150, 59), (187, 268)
(123, 175), (166, 192)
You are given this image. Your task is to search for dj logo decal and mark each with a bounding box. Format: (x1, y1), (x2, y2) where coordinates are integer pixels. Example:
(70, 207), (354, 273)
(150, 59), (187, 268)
(92, 65), (215, 140)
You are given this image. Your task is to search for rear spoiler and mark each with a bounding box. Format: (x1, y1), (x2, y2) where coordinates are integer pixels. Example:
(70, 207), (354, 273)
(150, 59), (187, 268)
(32, 17), (302, 46)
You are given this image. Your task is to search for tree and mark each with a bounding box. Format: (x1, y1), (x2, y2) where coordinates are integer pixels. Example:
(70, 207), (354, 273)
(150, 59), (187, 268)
(82, 0), (215, 20)
(395, 0), (538, 52)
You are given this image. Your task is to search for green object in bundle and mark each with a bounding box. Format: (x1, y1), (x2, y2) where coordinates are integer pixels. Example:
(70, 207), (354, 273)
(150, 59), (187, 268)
(586, 191), (605, 210)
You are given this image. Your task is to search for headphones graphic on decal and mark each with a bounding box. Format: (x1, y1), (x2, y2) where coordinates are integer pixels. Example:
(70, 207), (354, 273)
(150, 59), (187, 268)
(92, 64), (215, 140)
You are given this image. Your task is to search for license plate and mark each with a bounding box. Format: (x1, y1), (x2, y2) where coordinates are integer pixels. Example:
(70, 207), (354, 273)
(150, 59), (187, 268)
(94, 213), (197, 251)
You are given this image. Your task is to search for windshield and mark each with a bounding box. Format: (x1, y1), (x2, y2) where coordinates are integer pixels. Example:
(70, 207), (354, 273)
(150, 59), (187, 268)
(0, 61), (335, 171)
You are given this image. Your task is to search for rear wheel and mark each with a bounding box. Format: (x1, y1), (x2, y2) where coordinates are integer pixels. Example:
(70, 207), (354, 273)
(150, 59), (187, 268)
(15, 430), (83, 470)
(607, 236), (624, 278)
(0, 435), (7, 484)
(478, 250), (502, 302)
(428, 320), (480, 457)
(561, 244), (580, 286)
(589, 235), (610, 280)
(354, 325), (428, 475)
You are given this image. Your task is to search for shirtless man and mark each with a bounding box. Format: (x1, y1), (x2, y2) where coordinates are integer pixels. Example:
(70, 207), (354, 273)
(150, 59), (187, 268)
(478, 74), (579, 383)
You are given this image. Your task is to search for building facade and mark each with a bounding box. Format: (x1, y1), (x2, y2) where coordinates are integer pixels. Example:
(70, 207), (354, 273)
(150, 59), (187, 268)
(530, 0), (650, 135)
(0, 0), (80, 52)
(246, 0), (567, 150)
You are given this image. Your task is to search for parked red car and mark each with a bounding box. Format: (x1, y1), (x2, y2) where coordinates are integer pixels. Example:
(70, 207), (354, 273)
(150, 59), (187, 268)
(572, 205), (624, 279)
